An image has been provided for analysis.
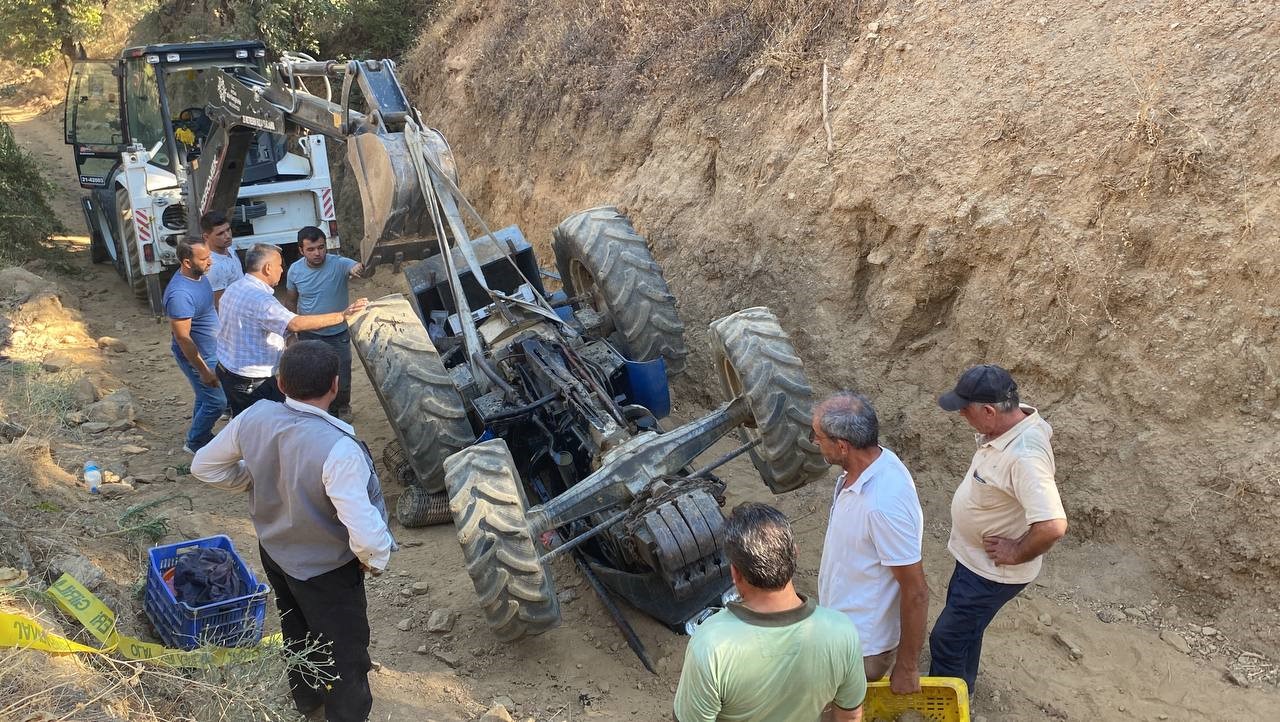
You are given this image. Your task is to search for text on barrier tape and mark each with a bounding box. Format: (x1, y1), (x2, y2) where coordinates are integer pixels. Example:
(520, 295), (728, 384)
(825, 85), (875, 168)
(0, 573), (279, 667)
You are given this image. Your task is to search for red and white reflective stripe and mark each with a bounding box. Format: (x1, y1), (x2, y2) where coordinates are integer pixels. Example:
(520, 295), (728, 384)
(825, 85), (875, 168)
(135, 209), (151, 243)
(319, 188), (335, 220)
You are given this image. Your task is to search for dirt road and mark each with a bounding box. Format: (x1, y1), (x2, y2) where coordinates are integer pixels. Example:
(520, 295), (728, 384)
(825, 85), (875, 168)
(5, 103), (1277, 721)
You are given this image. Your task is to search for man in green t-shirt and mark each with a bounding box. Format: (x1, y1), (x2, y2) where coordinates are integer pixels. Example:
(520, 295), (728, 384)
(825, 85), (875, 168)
(675, 503), (867, 722)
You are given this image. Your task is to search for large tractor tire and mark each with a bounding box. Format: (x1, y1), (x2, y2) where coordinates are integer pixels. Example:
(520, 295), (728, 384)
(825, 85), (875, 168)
(351, 295), (474, 526)
(552, 206), (688, 376)
(709, 307), (826, 493)
(445, 439), (560, 641)
(113, 187), (149, 302)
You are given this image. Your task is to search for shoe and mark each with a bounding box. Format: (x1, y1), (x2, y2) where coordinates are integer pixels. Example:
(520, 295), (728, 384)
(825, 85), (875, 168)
(182, 444), (196, 455)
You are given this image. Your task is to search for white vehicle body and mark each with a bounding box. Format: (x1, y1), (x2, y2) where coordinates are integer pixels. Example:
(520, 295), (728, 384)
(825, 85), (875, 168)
(66, 42), (342, 313)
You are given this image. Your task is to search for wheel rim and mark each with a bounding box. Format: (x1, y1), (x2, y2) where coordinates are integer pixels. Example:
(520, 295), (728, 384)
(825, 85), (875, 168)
(719, 357), (759, 431)
(569, 258), (606, 313)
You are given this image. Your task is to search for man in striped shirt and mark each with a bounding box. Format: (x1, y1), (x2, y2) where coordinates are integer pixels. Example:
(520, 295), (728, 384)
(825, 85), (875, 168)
(215, 243), (367, 416)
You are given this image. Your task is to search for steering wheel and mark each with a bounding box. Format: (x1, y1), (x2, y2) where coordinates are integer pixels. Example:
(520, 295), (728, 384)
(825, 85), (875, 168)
(173, 107), (212, 138)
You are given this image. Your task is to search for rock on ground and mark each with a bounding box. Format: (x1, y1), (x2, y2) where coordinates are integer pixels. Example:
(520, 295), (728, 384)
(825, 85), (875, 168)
(96, 336), (128, 353)
(1161, 630), (1192, 655)
(427, 609), (455, 632)
(47, 553), (106, 590)
(83, 389), (135, 424)
(479, 704), (514, 722)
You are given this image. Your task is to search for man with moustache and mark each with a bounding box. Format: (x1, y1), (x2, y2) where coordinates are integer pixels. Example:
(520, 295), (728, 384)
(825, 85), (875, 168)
(216, 243), (367, 416)
(284, 226), (364, 419)
(163, 239), (226, 453)
(812, 391), (928, 697)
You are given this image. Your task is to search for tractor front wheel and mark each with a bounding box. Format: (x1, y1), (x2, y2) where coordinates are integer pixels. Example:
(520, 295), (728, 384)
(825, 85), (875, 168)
(113, 187), (148, 301)
(709, 306), (826, 493)
(552, 206), (688, 376)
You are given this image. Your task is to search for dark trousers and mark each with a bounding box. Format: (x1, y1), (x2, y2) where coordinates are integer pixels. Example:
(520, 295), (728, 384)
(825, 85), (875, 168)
(928, 561), (1027, 693)
(298, 329), (351, 415)
(260, 547), (372, 722)
(216, 364), (284, 417)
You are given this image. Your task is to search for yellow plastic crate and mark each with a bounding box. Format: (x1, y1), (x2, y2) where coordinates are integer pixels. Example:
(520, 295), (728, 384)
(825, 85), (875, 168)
(862, 676), (970, 722)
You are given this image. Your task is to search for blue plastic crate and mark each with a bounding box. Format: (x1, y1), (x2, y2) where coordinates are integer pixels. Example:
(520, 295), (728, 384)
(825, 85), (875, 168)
(143, 535), (268, 650)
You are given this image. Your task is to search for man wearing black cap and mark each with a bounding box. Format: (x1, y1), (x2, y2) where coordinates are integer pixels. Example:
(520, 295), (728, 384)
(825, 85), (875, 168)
(930, 364), (1068, 693)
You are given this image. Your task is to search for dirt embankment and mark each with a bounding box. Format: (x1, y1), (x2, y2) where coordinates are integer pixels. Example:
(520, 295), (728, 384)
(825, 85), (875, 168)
(399, 0), (1280, 652)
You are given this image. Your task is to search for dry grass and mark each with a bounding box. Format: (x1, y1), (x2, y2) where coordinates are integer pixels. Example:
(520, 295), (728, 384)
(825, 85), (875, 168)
(423, 0), (862, 130)
(0, 574), (334, 722)
(0, 362), (80, 436)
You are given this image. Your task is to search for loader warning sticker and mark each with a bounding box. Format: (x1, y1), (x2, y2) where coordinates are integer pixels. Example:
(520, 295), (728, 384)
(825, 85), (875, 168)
(239, 115), (278, 132)
(135, 209), (152, 243)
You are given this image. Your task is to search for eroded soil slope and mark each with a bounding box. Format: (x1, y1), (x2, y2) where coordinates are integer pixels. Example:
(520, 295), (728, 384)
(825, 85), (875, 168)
(401, 0), (1280, 654)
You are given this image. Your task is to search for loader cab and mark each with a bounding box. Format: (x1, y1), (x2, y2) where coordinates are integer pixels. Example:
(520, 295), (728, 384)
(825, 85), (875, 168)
(64, 41), (278, 190)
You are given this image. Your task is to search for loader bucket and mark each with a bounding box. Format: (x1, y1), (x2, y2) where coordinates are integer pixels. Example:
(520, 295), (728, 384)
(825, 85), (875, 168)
(346, 129), (461, 265)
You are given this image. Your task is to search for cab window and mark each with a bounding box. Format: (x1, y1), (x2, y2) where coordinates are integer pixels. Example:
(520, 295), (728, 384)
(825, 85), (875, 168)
(123, 58), (168, 166)
(65, 61), (122, 147)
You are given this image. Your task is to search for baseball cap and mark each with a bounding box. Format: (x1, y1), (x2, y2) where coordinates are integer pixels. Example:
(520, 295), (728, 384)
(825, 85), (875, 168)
(938, 364), (1018, 411)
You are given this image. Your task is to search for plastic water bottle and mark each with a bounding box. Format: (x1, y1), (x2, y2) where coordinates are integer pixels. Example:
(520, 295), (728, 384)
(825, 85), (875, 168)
(84, 461), (101, 494)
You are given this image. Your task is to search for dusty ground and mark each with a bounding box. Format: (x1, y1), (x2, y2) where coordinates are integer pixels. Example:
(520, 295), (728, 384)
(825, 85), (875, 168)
(3, 81), (1279, 720)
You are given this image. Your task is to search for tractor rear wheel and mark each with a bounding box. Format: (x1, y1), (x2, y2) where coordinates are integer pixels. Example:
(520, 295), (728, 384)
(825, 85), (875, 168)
(113, 187), (148, 301)
(552, 206), (688, 376)
(709, 306), (826, 493)
(445, 439), (560, 641)
(351, 295), (474, 526)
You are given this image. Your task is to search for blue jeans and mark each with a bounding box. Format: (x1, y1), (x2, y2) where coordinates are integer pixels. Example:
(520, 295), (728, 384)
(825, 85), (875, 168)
(928, 561), (1027, 693)
(174, 351), (227, 450)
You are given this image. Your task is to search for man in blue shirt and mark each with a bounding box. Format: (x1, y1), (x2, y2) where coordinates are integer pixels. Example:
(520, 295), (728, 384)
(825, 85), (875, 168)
(163, 240), (227, 452)
(284, 226), (364, 419)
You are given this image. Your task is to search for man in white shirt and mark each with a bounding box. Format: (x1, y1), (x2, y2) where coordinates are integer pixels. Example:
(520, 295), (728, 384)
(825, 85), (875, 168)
(199, 210), (243, 310)
(813, 391), (928, 696)
(215, 243), (367, 416)
(192, 340), (393, 721)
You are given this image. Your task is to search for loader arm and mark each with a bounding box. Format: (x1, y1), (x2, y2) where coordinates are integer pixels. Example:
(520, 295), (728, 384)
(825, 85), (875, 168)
(190, 55), (566, 392)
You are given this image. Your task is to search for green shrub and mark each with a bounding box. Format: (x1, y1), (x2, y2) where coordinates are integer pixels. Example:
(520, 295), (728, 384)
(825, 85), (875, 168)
(0, 122), (66, 268)
(0, 0), (106, 68)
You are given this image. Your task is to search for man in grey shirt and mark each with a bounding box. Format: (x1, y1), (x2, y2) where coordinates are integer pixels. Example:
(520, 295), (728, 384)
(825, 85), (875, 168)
(193, 340), (393, 721)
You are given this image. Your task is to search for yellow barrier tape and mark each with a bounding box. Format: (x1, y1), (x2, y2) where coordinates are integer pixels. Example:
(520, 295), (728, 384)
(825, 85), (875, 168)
(0, 573), (279, 668)
(0, 612), (103, 654)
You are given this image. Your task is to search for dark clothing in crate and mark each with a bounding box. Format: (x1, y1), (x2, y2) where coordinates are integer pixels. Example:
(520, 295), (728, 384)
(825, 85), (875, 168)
(174, 547), (249, 606)
(192, 398), (394, 722)
(144, 536), (268, 650)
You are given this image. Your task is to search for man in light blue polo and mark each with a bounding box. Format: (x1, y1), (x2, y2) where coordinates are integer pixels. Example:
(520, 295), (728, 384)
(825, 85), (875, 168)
(284, 226), (364, 419)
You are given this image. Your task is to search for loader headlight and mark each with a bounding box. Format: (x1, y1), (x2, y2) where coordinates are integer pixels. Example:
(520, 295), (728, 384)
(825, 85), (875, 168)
(235, 50), (249, 59)
(165, 53), (180, 63)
